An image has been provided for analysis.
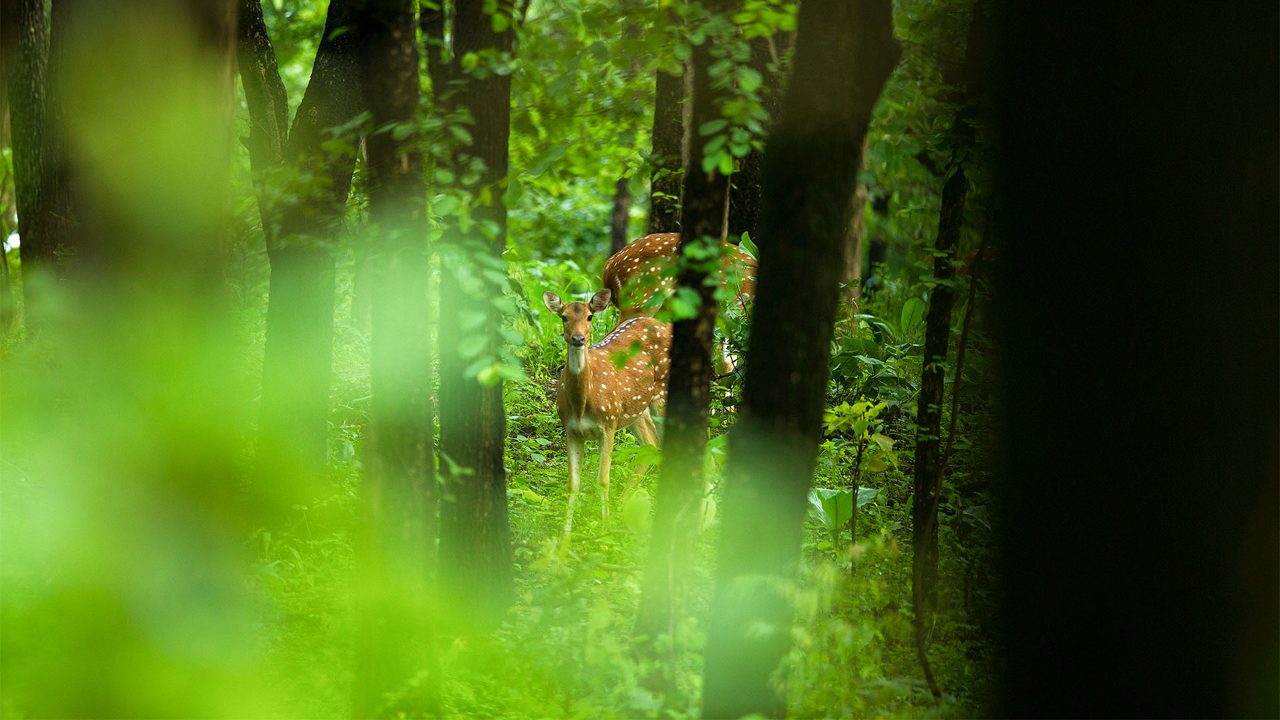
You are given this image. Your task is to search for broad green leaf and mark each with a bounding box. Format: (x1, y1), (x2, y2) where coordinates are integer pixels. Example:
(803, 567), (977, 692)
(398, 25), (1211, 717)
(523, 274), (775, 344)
(900, 297), (925, 334)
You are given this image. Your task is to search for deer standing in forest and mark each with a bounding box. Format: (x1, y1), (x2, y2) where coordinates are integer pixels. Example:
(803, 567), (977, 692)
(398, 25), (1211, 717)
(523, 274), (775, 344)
(543, 289), (672, 535)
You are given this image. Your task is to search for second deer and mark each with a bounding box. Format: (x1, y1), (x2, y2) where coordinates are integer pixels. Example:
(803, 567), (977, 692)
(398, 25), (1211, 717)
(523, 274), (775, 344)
(601, 232), (758, 319)
(543, 288), (672, 534)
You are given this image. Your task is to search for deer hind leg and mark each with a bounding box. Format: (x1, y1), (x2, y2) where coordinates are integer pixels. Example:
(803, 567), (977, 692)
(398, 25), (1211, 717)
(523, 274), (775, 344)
(621, 409), (660, 502)
(564, 434), (584, 536)
(597, 428), (615, 525)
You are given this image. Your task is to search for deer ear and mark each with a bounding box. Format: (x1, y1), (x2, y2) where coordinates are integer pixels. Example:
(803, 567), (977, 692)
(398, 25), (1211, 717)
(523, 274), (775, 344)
(589, 289), (612, 312)
(542, 291), (563, 314)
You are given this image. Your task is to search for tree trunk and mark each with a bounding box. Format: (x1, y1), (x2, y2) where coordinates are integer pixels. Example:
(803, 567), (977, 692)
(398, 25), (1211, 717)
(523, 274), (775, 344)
(0, 0), (54, 309)
(842, 179), (868, 311)
(252, 0), (364, 493)
(420, 0), (453, 101)
(352, 1), (436, 714)
(701, 2), (899, 717)
(862, 192), (889, 299)
(992, 2), (1277, 716)
(609, 175), (632, 255)
(235, 0), (288, 242)
(634, 0), (730, 652)
(647, 35), (686, 235)
(436, 0), (516, 630)
(725, 34), (783, 245)
(2, 0), (77, 325)
(911, 161), (966, 698)
(910, 4), (984, 697)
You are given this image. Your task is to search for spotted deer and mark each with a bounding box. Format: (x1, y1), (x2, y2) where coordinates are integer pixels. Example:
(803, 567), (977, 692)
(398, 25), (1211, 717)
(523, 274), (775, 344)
(601, 232), (758, 320)
(602, 232), (757, 372)
(543, 288), (672, 534)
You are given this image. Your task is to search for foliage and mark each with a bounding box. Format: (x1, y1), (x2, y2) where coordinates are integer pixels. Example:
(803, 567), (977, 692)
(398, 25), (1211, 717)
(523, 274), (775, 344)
(0, 0), (1000, 717)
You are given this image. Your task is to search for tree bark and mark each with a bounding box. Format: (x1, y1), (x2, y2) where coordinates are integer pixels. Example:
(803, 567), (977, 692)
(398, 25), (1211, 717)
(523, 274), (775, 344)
(2, 0), (77, 320)
(647, 35), (686, 235)
(352, 1), (435, 714)
(725, 34), (782, 245)
(0, 0), (54, 301)
(992, 2), (1277, 716)
(701, 1), (899, 716)
(235, 0), (288, 242)
(609, 175), (632, 255)
(420, 0), (453, 101)
(436, 0), (516, 630)
(911, 161), (965, 698)
(842, 179), (868, 311)
(252, 0), (365, 490)
(634, 0), (731, 651)
(910, 4), (984, 698)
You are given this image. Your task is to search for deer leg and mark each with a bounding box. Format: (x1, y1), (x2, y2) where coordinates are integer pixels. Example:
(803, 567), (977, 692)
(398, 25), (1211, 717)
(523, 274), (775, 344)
(598, 428), (615, 525)
(564, 434), (584, 536)
(621, 410), (660, 502)
(633, 409), (659, 473)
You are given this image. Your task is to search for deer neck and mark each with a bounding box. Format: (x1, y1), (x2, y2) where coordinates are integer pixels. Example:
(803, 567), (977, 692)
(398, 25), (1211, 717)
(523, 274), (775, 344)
(563, 344), (593, 415)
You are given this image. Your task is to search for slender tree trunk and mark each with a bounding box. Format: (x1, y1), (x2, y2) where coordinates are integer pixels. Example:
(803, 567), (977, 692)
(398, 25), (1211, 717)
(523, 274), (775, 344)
(609, 175), (633, 255)
(701, 2), (899, 716)
(862, 192), (889, 299)
(2, 0), (77, 324)
(647, 30), (686, 234)
(634, 0), (731, 651)
(910, 4), (984, 698)
(0, 0), (54, 311)
(420, 0), (453, 100)
(352, 1), (436, 714)
(911, 161), (965, 698)
(436, 0), (516, 630)
(842, 179), (868, 311)
(235, 0), (288, 242)
(252, 0), (364, 493)
(726, 34), (783, 245)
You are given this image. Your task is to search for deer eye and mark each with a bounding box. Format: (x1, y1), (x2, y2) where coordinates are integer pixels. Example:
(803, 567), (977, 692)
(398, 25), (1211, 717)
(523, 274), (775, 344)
(588, 315), (594, 321)
(560, 316), (567, 323)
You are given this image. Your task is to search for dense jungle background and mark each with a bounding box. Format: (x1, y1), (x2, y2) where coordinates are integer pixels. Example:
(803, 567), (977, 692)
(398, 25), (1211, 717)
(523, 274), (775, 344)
(0, 0), (1275, 718)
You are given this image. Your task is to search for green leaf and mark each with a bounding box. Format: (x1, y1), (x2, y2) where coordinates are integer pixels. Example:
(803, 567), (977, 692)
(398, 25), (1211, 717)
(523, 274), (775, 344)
(900, 297), (925, 335)
(856, 487), (881, 508)
(808, 487), (854, 533)
(699, 119), (728, 136)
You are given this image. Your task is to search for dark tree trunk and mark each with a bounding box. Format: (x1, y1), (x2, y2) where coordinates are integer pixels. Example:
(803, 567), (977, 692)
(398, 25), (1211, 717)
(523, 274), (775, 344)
(2, 0), (77, 317)
(235, 0), (288, 241)
(252, 0), (364, 491)
(701, 1), (899, 717)
(842, 179), (868, 311)
(634, 1), (731, 650)
(911, 160), (966, 698)
(862, 192), (889, 298)
(419, 0), (453, 101)
(609, 175), (632, 255)
(0, 0), (54, 304)
(647, 42), (686, 235)
(353, 1), (435, 714)
(991, 2), (1277, 717)
(910, 5), (985, 697)
(725, 34), (781, 245)
(436, 0), (515, 630)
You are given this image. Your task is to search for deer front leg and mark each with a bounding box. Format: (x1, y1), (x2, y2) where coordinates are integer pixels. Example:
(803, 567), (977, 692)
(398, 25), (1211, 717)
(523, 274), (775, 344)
(564, 433), (584, 536)
(598, 428), (615, 525)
